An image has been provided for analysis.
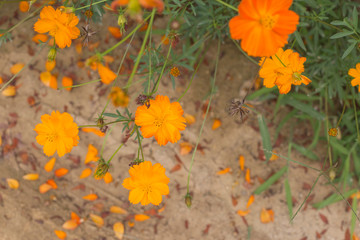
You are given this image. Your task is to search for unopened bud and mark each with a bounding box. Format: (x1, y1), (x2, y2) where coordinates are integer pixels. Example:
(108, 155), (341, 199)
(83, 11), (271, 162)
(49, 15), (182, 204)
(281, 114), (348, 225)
(94, 158), (109, 178)
(329, 169), (336, 181)
(184, 193), (192, 208)
(48, 48), (57, 61)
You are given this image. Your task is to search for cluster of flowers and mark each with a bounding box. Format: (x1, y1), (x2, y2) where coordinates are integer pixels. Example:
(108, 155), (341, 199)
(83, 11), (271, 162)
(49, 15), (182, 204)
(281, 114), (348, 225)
(34, 95), (186, 206)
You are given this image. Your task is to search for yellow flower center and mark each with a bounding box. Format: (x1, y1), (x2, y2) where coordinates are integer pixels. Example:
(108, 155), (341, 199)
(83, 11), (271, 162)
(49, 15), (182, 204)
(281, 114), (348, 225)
(259, 14), (278, 29)
(154, 116), (165, 128)
(46, 132), (58, 143)
(141, 184), (152, 194)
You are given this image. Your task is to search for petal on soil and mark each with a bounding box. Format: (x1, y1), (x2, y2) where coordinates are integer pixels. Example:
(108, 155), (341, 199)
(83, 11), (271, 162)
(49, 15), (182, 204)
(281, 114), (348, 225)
(180, 142), (193, 155)
(134, 214), (150, 222)
(10, 63), (25, 75)
(71, 212), (81, 224)
(245, 168), (251, 183)
(239, 155), (245, 171)
(113, 222), (125, 239)
(212, 118), (221, 130)
(90, 214), (104, 227)
(260, 208), (274, 223)
(23, 173), (39, 180)
(82, 193), (98, 201)
(6, 178), (19, 189)
(110, 206), (128, 214)
(103, 172), (113, 183)
(54, 230), (67, 239)
(62, 219), (79, 230)
(216, 167), (231, 175)
(128, 221), (135, 227)
(45, 157), (56, 172)
(237, 209), (250, 216)
(108, 27), (122, 39)
(184, 113), (196, 125)
(46, 179), (58, 189)
(246, 195), (255, 208)
(81, 128), (105, 137)
(79, 168), (92, 179)
(2, 86), (16, 97)
(55, 168), (69, 178)
(39, 183), (52, 193)
(269, 150), (279, 161)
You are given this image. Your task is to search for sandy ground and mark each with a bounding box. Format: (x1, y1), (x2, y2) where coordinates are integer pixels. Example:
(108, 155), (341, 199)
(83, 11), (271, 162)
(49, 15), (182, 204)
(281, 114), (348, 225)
(0, 3), (358, 240)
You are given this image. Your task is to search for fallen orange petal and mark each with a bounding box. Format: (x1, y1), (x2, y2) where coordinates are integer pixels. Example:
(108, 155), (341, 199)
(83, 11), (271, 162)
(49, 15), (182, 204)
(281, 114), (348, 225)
(46, 60), (56, 72)
(46, 179), (58, 189)
(19, 1), (29, 12)
(54, 230), (67, 239)
(90, 214), (104, 228)
(158, 205), (165, 213)
(2, 86), (16, 97)
(45, 157), (56, 172)
(85, 144), (100, 163)
(239, 155), (245, 171)
(62, 76), (73, 91)
(212, 118), (221, 130)
(260, 208), (274, 223)
(55, 168), (69, 178)
(10, 63), (25, 75)
(180, 142), (193, 155)
(39, 183), (52, 193)
(32, 34), (49, 44)
(108, 26), (122, 39)
(62, 219), (79, 230)
(6, 178), (19, 189)
(134, 214), (150, 222)
(246, 195), (255, 208)
(110, 206), (128, 214)
(103, 172), (113, 183)
(269, 151), (279, 161)
(82, 128), (105, 137)
(353, 234), (359, 240)
(71, 212), (81, 224)
(75, 43), (82, 54)
(0, 76), (3, 84)
(79, 168), (92, 179)
(23, 173), (39, 181)
(216, 167), (231, 175)
(184, 113), (196, 125)
(245, 168), (251, 183)
(237, 209), (250, 216)
(82, 193), (98, 201)
(128, 221), (135, 227)
(113, 222), (125, 239)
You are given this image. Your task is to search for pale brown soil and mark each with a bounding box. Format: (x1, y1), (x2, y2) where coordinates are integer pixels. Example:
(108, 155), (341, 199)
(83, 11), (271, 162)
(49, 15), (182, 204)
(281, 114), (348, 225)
(0, 3), (356, 240)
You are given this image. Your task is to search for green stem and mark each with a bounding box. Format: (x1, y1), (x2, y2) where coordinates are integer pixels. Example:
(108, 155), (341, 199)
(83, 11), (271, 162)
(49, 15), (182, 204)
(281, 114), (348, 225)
(232, 39), (258, 65)
(107, 143), (124, 164)
(353, 96), (360, 140)
(74, 0), (107, 10)
(78, 119), (131, 128)
(325, 88), (332, 167)
(274, 54), (287, 67)
(214, 0), (237, 12)
(147, 26), (153, 95)
(151, 43), (172, 94)
(186, 40), (221, 194)
(100, 127), (112, 156)
(135, 126), (145, 161)
(336, 103), (347, 127)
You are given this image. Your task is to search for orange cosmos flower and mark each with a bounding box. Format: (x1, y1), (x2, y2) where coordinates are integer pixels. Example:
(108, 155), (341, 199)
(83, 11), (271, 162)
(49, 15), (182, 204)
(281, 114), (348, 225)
(122, 161), (169, 205)
(111, 0), (164, 13)
(348, 63), (360, 92)
(34, 111), (79, 157)
(34, 6), (80, 49)
(259, 48), (311, 94)
(135, 95), (186, 146)
(229, 0), (299, 57)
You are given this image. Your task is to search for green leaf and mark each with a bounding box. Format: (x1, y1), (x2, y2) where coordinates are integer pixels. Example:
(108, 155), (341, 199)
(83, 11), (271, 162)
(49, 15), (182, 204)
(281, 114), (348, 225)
(330, 31), (354, 39)
(294, 30), (306, 51)
(253, 166), (287, 195)
(284, 178), (293, 220)
(286, 98), (325, 120)
(353, 6), (358, 29)
(329, 138), (348, 155)
(331, 20), (347, 26)
(342, 40), (357, 59)
(292, 143), (319, 160)
(313, 189), (357, 209)
(257, 115), (272, 161)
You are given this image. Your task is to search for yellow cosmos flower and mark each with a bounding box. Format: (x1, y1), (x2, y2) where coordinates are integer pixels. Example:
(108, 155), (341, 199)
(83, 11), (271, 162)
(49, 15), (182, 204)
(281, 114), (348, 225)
(34, 111), (79, 157)
(123, 161), (169, 205)
(135, 95), (186, 146)
(34, 6), (80, 49)
(348, 63), (360, 92)
(259, 48), (311, 94)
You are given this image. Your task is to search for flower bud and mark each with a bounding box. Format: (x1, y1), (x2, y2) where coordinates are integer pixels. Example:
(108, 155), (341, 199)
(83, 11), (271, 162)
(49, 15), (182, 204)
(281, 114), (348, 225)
(94, 158), (110, 178)
(48, 48), (57, 61)
(329, 169), (336, 181)
(184, 193), (192, 208)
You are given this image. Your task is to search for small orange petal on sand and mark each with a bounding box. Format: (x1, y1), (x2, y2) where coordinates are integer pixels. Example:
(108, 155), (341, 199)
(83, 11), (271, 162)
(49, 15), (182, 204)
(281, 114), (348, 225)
(23, 173), (39, 181)
(108, 26), (122, 39)
(260, 208), (274, 223)
(82, 193), (98, 201)
(246, 195), (255, 208)
(90, 214), (104, 227)
(128, 221), (135, 227)
(216, 167), (231, 175)
(62, 219), (79, 230)
(134, 214), (150, 222)
(75, 43), (82, 54)
(103, 172), (113, 183)
(180, 142), (193, 155)
(184, 113), (196, 125)
(54, 230), (67, 239)
(45, 157), (56, 172)
(39, 183), (52, 193)
(46, 60), (56, 72)
(158, 205), (165, 213)
(40, 71), (57, 89)
(81, 127), (105, 137)
(6, 178), (19, 189)
(10, 63), (25, 75)
(71, 212), (81, 224)
(46, 179), (58, 189)
(237, 209), (250, 216)
(353, 234), (359, 240)
(110, 206), (128, 214)
(212, 118), (221, 130)
(79, 168), (92, 179)
(55, 168), (69, 178)
(269, 151), (279, 161)
(62, 76), (73, 91)
(85, 144), (100, 163)
(2, 86), (16, 97)
(113, 222), (125, 239)
(32, 34), (49, 44)
(0, 77), (3, 84)
(239, 155), (245, 171)
(245, 168), (251, 183)
(19, 1), (29, 12)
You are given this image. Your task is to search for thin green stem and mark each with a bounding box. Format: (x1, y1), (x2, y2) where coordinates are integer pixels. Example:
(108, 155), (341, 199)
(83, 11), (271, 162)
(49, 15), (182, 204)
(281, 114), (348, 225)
(135, 126), (145, 161)
(186, 40), (221, 194)
(147, 26), (152, 95)
(353, 96), (360, 140)
(100, 127), (112, 156)
(214, 0), (237, 11)
(232, 39), (258, 65)
(125, 9), (156, 89)
(336, 103), (347, 127)
(151, 43), (172, 94)
(274, 54), (287, 67)
(74, 0), (107, 10)
(78, 119), (131, 128)
(107, 143), (124, 164)
(58, 79), (101, 90)
(325, 88), (332, 167)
